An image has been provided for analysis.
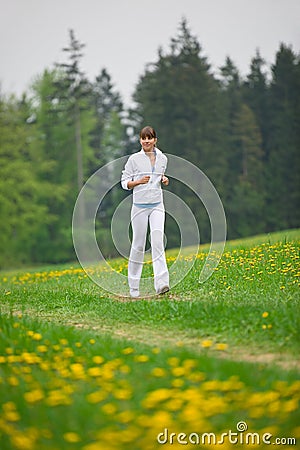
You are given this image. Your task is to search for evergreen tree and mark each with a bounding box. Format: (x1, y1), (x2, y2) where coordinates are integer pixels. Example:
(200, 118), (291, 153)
(219, 56), (243, 179)
(90, 68), (124, 168)
(267, 44), (300, 230)
(30, 29), (95, 262)
(55, 30), (92, 190)
(133, 19), (227, 244)
(134, 18), (225, 173)
(228, 104), (265, 236)
(243, 49), (270, 158)
(30, 69), (75, 262)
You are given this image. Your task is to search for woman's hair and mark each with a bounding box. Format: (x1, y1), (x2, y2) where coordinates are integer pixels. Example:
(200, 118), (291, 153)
(139, 126), (157, 140)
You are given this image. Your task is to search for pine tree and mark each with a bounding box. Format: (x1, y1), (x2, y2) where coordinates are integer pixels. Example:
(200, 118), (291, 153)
(267, 44), (300, 230)
(243, 49), (270, 158)
(228, 104), (265, 236)
(90, 68), (124, 168)
(133, 18), (227, 244)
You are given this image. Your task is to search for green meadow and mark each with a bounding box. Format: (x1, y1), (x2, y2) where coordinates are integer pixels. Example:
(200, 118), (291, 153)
(0, 229), (299, 449)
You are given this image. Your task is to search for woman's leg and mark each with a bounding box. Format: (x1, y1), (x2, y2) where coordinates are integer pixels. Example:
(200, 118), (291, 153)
(128, 205), (148, 295)
(149, 205), (169, 293)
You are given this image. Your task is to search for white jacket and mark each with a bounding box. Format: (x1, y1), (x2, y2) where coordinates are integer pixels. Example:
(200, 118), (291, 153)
(121, 148), (168, 204)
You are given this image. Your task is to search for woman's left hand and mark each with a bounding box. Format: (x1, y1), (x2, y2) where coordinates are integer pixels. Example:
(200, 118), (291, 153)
(161, 175), (169, 186)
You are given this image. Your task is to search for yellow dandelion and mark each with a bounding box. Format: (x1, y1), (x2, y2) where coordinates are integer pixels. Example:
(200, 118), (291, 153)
(8, 376), (19, 386)
(70, 363), (86, 379)
(167, 357), (180, 367)
(152, 347), (160, 354)
(114, 389), (132, 400)
(151, 367), (167, 377)
(117, 410), (135, 424)
(86, 391), (107, 404)
(262, 311), (269, 318)
(172, 366), (186, 377)
(3, 401), (17, 411)
(122, 347), (134, 355)
(3, 410), (21, 422)
(101, 403), (117, 415)
(11, 433), (36, 450)
(45, 390), (72, 407)
(201, 339), (213, 348)
(87, 367), (102, 377)
(215, 343), (228, 351)
(36, 345), (48, 353)
(134, 355), (149, 362)
(62, 347), (74, 358)
(24, 389), (44, 404)
(172, 378), (184, 388)
(63, 432), (81, 443)
(92, 355), (104, 364)
(32, 333), (42, 341)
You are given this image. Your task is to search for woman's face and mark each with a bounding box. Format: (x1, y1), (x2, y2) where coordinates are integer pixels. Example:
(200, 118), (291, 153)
(140, 135), (157, 153)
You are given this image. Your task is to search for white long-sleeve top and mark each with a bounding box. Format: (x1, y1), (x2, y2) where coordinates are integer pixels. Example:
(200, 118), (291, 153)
(121, 147), (168, 204)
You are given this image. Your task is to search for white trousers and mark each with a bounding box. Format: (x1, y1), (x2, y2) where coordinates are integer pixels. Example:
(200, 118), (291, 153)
(128, 204), (169, 293)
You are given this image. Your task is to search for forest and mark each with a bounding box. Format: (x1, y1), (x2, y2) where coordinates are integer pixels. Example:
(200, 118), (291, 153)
(0, 19), (299, 269)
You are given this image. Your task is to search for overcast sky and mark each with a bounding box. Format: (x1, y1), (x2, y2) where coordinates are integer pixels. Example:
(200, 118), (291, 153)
(1, 0), (299, 106)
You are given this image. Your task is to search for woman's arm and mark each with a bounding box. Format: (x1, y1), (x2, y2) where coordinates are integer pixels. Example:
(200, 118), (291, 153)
(127, 175), (150, 189)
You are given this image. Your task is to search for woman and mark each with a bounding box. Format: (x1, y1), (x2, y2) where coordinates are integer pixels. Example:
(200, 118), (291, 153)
(121, 126), (169, 298)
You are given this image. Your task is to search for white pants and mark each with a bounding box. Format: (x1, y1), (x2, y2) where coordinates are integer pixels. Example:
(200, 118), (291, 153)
(128, 204), (169, 293)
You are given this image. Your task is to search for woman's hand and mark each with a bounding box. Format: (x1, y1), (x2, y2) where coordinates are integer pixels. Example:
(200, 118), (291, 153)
(139, 175), (151, 185)
(161, 175), (169, 186)
(127, 176), (150, 189)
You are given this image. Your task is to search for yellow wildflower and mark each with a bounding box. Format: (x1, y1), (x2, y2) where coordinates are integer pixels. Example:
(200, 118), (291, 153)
(122, 347), (134, 355)
(24, 389), (44, 404)
(215, 343), (228, 351)
(63, 432), (81, 443)
(92, 355), (104, 364)
(151, 367), (167, 377)
(134, 354), (149, 362)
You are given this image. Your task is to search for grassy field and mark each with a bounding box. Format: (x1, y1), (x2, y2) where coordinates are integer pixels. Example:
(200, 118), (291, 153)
(0, 229), (299, 449)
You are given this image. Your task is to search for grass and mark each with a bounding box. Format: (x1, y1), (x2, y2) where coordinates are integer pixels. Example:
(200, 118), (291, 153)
(0, 228), (299, 449)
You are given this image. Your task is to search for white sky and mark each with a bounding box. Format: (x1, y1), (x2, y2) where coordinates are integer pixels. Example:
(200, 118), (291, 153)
(1, 0), (299, 106)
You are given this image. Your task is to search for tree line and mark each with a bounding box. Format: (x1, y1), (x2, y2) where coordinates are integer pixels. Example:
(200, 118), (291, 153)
(0, 20), (299, 269)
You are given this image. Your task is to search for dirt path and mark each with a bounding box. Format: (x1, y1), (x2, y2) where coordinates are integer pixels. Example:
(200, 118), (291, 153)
(6, 308), (299, 371)
(68, 319), (299, 372)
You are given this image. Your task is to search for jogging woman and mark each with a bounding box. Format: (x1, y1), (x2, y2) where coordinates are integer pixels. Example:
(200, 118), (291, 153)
(121, 126), (169, 298)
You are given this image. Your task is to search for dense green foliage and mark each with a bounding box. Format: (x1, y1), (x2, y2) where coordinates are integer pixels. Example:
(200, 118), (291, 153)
(0, 22), (299, 268)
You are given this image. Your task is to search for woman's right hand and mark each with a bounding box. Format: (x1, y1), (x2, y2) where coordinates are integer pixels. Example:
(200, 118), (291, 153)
(127, 176), (150, 189)
(138, 175), (151, 185)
